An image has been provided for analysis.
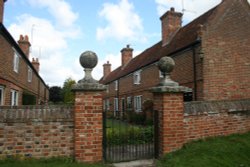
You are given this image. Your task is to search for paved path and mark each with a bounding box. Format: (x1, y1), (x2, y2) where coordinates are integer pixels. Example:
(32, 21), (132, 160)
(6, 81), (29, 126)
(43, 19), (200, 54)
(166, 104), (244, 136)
(113, 159), (156, 167)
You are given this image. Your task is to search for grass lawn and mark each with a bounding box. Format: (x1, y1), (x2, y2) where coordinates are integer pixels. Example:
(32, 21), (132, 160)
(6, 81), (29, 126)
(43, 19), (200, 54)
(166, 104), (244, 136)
(0, 158), (112, 167)
(157, 132), (250, 167)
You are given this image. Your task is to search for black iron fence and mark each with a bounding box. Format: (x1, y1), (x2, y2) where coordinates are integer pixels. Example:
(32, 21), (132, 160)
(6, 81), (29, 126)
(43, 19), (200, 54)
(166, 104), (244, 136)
(103, 110), (157, 162)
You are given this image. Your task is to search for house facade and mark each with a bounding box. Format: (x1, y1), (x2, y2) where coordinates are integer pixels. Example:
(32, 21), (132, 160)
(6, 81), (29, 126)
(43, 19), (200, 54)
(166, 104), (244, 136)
(100, 0), (250, 114)
(0, 0), (49, 106)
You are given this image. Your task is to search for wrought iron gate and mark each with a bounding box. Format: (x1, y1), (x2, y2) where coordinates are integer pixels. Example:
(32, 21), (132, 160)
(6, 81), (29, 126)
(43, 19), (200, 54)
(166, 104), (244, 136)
(103, 110), (158, 162)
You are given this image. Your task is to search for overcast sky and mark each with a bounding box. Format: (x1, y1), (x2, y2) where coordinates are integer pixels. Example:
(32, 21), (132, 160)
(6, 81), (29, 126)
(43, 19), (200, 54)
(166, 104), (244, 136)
(3, 0), (249, 87)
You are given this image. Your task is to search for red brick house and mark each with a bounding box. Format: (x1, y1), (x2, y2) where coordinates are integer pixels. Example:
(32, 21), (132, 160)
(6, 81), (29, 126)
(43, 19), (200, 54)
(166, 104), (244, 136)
(100, 0), (250, 114)
(0, 0), (49, 106)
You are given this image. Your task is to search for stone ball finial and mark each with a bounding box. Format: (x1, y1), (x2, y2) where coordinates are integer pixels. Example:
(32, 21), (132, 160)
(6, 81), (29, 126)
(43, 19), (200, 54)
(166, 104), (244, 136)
(158, 56), (178, 87)
(158, 56), (175, 74)
(79, 51), (98, 69)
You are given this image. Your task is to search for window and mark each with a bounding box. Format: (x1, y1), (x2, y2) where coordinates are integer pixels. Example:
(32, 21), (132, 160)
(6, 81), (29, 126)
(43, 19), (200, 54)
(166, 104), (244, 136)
(121, 98), (125, 112)
(106, 85), (109, 93)
(11, 90), (19, 106)
(0, 86), (4, 105)
(127, 96), (132, 109)
(133, 70), (141, 84)
(13, 50), (20, 73)
(114, 80), (118, 91)
(104, 99), (110, 111)
(159, 71), (164, 78)
(134, 95), (142, 112)
(28, 67), (32, 82)
(184, 92), (193, 102)
(114, 98), (119, 112)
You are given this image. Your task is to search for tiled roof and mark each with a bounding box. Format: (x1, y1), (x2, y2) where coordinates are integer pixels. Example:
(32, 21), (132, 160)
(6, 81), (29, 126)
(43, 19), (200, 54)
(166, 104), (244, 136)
(100, 4), (219, 84)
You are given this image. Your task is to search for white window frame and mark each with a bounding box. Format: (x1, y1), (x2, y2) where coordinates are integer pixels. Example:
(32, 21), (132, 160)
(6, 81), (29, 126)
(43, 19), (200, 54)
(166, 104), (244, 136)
(114, 98), (119, 112)
(13, 49), (20, 73)
(114, 80), (118, 91)
(0, 86), (4, 105)
(134, 95), (142, 112)
(105, 99), (110, 110)
(133, 70), (141, 84)
(11, 89), (19, 106)
(28, 66), (32, 82)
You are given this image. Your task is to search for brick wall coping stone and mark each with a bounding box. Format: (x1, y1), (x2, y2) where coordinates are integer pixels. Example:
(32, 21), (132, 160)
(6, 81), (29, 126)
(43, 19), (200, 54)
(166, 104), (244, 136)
(0, 105), (73, 122)
(71, 82), (106, 91)
(151, 85), (192, 93)
(184, 99), (250, 116)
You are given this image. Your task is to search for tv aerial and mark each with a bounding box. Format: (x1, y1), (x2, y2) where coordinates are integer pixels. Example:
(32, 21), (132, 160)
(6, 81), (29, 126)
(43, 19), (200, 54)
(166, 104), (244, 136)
(181, 0), (196, 14)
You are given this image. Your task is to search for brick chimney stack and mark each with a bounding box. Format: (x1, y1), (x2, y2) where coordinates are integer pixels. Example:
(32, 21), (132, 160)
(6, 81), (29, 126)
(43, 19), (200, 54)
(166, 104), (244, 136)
(103, 61), (111, 79)
(0, 0), (6, 23)
(32, 58), (40, 73)
(160, 7), (183, 46)
(18, 35), (31, 59)
(121, 44), (133, 67)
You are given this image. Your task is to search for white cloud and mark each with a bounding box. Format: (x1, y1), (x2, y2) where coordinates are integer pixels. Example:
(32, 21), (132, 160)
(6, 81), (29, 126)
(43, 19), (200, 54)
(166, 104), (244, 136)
(155, 0), (222, 24)
(27, 0), (78, 28)
(6, 0), (82, 86)
(97, 0), (145, 42)
(8, 14), (81, 87)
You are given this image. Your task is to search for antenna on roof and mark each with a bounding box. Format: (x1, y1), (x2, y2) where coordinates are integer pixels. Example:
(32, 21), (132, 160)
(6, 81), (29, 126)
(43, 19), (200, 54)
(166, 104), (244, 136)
(181, 0), (196, 14)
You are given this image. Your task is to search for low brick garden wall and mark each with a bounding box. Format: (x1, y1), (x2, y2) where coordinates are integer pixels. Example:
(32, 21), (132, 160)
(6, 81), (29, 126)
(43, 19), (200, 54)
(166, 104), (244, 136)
(184, 99), (250, 142)
(0, 105), (74, 159)
(0, 99), (249, 161)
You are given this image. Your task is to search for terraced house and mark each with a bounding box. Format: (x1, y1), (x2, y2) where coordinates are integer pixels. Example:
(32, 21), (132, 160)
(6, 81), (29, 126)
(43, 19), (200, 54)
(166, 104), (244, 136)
(100, 0), (250, 114)
(0, 0), (49, 106)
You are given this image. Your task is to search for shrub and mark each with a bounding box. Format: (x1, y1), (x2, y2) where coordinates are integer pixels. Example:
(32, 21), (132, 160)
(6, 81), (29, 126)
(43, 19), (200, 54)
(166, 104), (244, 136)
(106, 126), (153, 146)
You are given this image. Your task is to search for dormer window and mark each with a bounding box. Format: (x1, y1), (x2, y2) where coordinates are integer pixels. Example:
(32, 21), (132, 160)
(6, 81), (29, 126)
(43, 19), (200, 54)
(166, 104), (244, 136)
(133, 70), (141, 84)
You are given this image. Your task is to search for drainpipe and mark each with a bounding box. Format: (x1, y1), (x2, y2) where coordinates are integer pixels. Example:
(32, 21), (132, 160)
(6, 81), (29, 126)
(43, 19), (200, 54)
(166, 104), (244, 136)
(192, 47), (197, 101)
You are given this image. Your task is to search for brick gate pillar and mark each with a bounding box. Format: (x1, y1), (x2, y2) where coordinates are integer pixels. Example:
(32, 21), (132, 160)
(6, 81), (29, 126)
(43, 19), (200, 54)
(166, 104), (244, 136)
(152, 56), (191, 157)
(72, 51), (106, 163)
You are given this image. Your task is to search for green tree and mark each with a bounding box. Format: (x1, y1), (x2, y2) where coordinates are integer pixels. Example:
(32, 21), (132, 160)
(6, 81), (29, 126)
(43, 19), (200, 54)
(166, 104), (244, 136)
(49, 86), (63, 103)
(62, 77), (76, 104)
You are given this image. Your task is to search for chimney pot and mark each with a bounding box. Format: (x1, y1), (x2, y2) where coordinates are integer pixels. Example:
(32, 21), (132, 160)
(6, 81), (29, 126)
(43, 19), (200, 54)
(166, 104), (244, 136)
(32, 57), (40, 73)
(24, 35), (29, 41)
(18, 34), (31, 59)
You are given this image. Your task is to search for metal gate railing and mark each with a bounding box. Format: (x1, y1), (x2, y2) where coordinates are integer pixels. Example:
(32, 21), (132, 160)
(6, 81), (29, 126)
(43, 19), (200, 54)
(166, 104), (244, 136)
(103, 110), (158, 162)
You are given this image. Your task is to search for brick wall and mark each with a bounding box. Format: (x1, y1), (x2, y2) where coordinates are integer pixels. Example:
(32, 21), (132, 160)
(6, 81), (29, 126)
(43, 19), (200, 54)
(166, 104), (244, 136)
(154, 85), (250, 156)
(184, 99), (250, 142)
(202, 0), (250, 100)
(0, 105), (74, 158)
